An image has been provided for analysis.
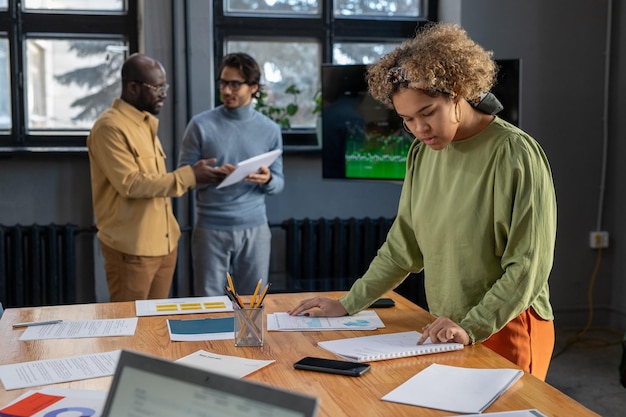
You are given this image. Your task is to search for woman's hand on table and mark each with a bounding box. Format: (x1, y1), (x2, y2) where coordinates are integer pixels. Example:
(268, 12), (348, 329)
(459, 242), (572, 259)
(288, 296), (348, 317)
(418, 316), (471, 345)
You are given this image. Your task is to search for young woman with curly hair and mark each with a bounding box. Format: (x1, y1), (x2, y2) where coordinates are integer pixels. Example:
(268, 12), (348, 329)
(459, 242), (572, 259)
(290, 22), (557, 380)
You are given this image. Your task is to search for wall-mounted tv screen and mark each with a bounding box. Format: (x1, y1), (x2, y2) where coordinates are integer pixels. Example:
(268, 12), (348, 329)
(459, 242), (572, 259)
(321, 60), (520, 180)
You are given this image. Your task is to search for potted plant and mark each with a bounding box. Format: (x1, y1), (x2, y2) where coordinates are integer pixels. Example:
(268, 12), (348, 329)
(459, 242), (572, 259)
(254, 84), (301, 129)
(313, 90), (322, 146)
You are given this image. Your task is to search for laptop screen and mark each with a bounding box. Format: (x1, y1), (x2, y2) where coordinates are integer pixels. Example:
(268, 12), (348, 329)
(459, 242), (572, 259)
(102, 350), (318, 417)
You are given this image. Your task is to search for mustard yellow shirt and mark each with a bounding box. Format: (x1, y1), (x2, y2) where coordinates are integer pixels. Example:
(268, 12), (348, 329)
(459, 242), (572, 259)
(87, 98), (196, 256)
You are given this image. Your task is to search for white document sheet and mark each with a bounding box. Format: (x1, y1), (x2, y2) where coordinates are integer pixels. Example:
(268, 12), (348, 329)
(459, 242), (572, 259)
(382, 363), (523, 414)
(18, 318), (138, 341)
(217, 149), (282, 189)
(176, 350), (274, 379)
(135, 296), (233, 316)
(455, 410), (548, 417)
(267, 310), (384, 331)
(0, 350), (121, 390)
(0, 388), (107, 417)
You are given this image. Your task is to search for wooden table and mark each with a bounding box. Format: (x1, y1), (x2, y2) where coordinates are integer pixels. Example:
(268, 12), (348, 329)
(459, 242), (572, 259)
(0, 291), (599, 417)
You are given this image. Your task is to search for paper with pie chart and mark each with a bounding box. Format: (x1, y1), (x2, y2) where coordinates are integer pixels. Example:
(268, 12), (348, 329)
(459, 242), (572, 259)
(267, 310), (384, 331)
(0, 388), (106, 417)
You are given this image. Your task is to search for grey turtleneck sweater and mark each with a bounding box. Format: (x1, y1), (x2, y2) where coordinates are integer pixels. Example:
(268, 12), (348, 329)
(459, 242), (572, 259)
(178, 103), (284, 230)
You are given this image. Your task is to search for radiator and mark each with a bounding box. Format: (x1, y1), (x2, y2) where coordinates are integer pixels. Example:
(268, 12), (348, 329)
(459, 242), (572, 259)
(0, 224), (78, 308)
(281, 217), (395, 291)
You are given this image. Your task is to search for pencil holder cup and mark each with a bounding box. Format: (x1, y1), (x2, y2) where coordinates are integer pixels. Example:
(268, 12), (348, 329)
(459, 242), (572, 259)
(233, 304), (264, 347)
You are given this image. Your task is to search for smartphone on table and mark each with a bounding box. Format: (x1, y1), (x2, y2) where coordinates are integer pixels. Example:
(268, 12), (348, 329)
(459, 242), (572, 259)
(294, 356), (371, 377)
(369, 297), (396, 308)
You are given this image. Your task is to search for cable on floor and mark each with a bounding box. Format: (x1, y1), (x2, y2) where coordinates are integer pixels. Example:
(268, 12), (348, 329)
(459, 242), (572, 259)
(552, 247), (623, 359)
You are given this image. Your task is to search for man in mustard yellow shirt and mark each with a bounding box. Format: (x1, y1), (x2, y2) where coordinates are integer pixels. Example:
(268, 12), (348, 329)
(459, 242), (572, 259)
(88, 53), (216, 302)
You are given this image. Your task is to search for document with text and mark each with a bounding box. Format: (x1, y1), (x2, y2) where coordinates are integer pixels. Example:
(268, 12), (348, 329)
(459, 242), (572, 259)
(0, 351), (121, 390)
(18, 318), (138, 341)
(176, 350), (274, 378)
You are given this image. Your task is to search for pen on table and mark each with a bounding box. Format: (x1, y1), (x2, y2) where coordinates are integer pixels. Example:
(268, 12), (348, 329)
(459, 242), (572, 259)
(249, 278), (263, 308)
(12, 319), (63, 328)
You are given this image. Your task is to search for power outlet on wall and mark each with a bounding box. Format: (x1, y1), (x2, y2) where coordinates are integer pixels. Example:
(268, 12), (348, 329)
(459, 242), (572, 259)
(589, 231), (609, 249)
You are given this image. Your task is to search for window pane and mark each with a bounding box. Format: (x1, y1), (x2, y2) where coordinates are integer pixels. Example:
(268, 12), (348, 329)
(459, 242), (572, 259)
(226, 39), (320, 128)
(0, 0), (7, 10)
(333, 42), (400, 64)
(26, 38), (125, 131)
(24, 0), (123, 12)
(334, 0), (419, 17)
(226, 0), (319, 16)
(0, 38), (11, 131)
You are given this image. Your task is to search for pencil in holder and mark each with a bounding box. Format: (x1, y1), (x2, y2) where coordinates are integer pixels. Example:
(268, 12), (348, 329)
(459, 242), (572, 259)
(233, 304), (264, 347)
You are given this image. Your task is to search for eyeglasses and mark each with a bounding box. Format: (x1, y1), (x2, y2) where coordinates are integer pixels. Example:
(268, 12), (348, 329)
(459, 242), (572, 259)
(217, 79), (247, 91)
(135, 81), (170, 95)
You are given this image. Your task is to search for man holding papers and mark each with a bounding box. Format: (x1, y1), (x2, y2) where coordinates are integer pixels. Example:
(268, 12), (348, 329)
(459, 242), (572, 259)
(178, 52), (284, 296)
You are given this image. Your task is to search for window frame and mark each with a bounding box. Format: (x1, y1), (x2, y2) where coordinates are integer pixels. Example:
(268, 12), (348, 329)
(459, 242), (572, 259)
(0, 0), (138, 150)
(213, 0), (438, 150)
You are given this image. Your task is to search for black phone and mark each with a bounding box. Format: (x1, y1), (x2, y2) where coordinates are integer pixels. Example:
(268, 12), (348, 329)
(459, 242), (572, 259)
(294, 357), (371, 377)
(369, 297), (396, 308)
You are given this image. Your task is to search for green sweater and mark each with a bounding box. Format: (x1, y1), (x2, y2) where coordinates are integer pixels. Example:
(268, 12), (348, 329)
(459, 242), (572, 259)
(340, 117), (557, 343)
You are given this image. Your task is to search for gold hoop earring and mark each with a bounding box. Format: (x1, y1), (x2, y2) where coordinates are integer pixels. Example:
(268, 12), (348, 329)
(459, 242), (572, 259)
(402, 121), (416, 139)
(454, 102), (461, 123)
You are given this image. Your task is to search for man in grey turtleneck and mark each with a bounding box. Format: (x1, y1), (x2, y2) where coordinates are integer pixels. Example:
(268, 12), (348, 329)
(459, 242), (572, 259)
(178, 52), (284, 297)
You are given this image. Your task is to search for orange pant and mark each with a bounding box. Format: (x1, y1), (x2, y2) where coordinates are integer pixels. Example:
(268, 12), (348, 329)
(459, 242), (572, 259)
(481, 307), (554, 381)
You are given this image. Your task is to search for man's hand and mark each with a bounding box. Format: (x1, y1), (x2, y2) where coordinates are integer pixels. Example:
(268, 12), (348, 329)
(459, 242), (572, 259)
(245, 165), (272, 185)
(192, 158), (235, 184)
(288, 296), (348, 317)
(418, 316), (471, 345)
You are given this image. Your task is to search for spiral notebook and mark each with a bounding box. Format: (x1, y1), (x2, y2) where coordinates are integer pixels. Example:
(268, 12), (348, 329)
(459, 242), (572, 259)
(317, 331), (464, 362)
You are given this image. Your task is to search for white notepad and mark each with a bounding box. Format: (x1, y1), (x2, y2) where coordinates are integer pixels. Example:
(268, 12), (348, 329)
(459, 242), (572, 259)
(382, 363), (524, 414)
(317, 330), (463, 362)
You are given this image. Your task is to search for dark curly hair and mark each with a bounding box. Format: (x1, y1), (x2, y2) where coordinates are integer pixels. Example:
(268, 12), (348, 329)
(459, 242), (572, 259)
(367, 22), (498, 108)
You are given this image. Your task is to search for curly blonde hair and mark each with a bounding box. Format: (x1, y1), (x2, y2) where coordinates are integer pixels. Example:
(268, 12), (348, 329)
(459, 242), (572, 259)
(367, 22), (497, 108)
